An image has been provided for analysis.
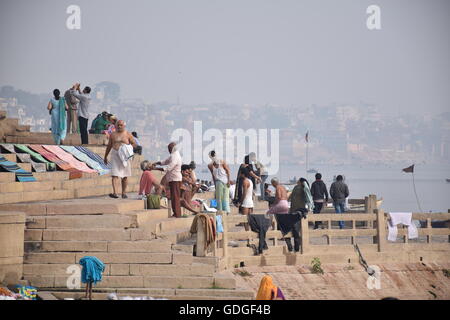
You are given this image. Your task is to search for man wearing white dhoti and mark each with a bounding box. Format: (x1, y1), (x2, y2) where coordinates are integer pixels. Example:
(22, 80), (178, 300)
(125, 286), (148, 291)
(104, 120), (137, 199)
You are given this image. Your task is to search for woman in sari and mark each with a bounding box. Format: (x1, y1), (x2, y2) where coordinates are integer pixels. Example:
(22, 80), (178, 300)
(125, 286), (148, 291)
(256, 275), (286, 300)
(47, 89), (68, 145)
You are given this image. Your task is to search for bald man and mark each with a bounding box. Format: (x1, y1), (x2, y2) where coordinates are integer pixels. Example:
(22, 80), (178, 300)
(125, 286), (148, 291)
(104, 120), (137, 199)
(156, 142), (182, 218)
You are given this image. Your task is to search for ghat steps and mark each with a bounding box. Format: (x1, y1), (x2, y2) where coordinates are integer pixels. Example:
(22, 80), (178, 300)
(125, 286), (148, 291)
(0, 144), (146, 205)
(1, 197), (253, 300)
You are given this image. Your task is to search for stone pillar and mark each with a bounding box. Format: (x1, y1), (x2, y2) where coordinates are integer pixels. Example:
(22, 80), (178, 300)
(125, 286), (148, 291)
(368, 194), (377, 229)
(375, 209), (386, 252)
(222, 212), (229, 269)
(196, 217), (206, 257)
(300, 216), (310, 254)
(0, 212), (25, 285)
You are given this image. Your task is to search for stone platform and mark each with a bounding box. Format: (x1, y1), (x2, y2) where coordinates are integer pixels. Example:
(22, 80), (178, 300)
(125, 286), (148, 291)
(0, 195), (254, 300)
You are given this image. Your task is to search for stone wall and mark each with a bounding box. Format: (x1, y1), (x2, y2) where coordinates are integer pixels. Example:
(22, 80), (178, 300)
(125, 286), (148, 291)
(0, 212), (25, 285)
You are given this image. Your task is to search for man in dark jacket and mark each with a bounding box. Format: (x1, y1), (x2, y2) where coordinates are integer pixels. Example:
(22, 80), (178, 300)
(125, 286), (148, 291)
(330, 175), (349, 229)
(311, 173), (329, 229)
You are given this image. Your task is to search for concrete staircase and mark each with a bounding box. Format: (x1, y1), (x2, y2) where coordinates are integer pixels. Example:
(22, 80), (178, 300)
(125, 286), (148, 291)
(1, 197), (254, 300)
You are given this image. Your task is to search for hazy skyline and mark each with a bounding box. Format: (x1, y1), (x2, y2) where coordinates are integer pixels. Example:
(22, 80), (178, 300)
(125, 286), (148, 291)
(1, 0), (449, 115)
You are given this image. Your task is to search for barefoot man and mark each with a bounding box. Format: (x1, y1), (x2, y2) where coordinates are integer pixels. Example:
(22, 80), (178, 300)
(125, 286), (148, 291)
(104, 120), (137, 199)
(156, 142), (182, 218)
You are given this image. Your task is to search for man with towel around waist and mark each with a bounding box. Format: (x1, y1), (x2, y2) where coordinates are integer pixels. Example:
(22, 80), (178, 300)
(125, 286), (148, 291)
(156, 142), (182, 218)
(104, 120), (137, 199)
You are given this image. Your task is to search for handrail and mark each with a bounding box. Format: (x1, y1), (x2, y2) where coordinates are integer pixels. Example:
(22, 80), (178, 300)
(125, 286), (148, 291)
(194, 194), (450, 269)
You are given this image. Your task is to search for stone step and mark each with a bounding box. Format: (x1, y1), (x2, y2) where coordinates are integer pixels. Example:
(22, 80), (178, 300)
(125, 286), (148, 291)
(15, 124), (31, 132)
(24, 274), (235, 290)
(0, 153), (16, 162)
(228, 251), (380, 267)
(130, 217), (194, 240)
(159, 216), (195, 233)
(25, 214), (135, 229)
(0, 177), (140, 199)
(124, 209), (171, 227)
(24, 251), (173, 265)
(25, 241), (109, 253)
(0, 180), (63, 194)
(22, 262), (212, 278)
(2, 118), (19, 127)
(0, 190), (70, 205)
(48, 288), (253, 300)
(5, 133), (108, 146)
(129, 263), (215, 277)
(33, 172), (71, 181)
(41, 228), (133, 241)
(17, 162), (32, 172)
(24, 239), (172, 253)
(228, 245), (288, 256)
(174, 288), (253, 299)
(155, 229), (193, 244)
(0, 198), (144, 215)
(172, 243), (194, 254)
(193, 256), (221, 268)
(107, 240), (172, 253)
(0, 172), (15, 182)
(227, 229), (290, 241)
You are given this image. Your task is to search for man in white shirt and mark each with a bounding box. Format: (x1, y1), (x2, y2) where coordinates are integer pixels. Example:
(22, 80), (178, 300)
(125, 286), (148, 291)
(156, 142), (182, 218)
(70, 83), (91, 145)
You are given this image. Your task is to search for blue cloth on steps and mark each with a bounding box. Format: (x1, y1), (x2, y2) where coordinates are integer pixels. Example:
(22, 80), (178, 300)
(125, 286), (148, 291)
(215, 215), (224, 233)
(79, 256), (105, 284)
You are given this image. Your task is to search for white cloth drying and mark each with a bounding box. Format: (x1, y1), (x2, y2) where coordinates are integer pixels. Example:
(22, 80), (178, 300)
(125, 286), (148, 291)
(118, 144), (134, 167)
(387, 212), (418, 242)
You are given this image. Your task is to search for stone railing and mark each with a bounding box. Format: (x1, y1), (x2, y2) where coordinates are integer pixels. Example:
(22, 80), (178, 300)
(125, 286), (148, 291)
(194, 195), (450, 268)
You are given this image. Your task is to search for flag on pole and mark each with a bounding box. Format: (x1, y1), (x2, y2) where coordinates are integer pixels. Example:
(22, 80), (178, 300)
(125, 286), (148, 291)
(402, 164), (414, 173)
(305, 131), (309, 143)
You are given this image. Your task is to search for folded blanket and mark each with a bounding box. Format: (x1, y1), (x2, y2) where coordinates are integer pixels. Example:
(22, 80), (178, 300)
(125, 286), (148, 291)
(60, 145), (109, 175)
(75, 146), (111, 170)
(0, 143), (16, 153)
(15, 144), (56, 171)
(0, 155), (36, 182)
(28, 145), (82, 179)
(42, 145), (97, 174)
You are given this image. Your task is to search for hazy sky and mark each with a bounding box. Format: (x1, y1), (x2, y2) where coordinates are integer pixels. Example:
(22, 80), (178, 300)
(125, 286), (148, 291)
(0, 0), (449, 114)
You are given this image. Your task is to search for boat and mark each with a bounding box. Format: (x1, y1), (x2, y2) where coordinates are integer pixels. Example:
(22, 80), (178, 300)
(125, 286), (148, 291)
(289, 177), (297, 184)
(446, 179), (450, 183)
(307, 168), (318, 174)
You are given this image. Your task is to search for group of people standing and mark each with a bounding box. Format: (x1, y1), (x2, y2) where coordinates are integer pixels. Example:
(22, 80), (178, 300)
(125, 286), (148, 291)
(133, 142), (351, 235)
(47, 83), (92, 145)
(136, 142), (199, 217)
